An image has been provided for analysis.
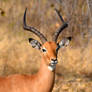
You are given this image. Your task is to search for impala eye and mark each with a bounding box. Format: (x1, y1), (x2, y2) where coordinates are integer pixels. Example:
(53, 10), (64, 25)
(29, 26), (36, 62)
(42, 48), (47, 52)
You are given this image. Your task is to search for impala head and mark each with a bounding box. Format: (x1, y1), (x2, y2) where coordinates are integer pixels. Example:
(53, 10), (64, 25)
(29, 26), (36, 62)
(23, 8), (71, 71)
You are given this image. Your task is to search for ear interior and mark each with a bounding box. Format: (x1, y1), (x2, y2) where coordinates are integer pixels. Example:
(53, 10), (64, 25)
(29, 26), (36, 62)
(57, 37), (72, 49)
(29, 38), (42, 49)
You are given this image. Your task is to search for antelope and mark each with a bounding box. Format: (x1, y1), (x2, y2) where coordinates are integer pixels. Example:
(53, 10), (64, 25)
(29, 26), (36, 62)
(0, 8), (71, 92)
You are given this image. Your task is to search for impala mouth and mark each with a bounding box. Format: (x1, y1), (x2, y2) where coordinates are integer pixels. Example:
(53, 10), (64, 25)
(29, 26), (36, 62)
(48, 60), (58, 68)
(48, 60), (58, 71)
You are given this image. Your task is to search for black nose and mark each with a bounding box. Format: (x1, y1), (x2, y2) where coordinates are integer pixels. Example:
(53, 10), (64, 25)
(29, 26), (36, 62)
(51, 59), (57, 61)
(51, 59), (58, 64)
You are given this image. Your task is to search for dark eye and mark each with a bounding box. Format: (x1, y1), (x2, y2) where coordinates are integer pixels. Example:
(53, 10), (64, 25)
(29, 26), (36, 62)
(42, 48), (47, 52)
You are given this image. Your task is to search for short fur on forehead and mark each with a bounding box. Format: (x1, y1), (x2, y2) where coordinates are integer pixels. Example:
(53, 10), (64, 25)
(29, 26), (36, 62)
(42, 42), (57, 50)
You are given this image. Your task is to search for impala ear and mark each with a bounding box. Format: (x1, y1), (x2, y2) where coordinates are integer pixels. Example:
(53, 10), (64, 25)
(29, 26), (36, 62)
(57, 37), (71, 50)
(29, 38), (42, 50)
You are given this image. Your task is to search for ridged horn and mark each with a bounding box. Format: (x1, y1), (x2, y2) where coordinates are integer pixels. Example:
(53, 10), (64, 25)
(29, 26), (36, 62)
(23, 8), (47, 44)
(53, 9), (68, 43)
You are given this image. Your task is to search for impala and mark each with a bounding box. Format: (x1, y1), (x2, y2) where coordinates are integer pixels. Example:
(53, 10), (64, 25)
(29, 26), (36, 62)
(0, 8), (71, 92)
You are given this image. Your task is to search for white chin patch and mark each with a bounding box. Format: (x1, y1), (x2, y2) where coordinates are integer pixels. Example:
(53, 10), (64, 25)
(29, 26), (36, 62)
(48, 65), (56, 71)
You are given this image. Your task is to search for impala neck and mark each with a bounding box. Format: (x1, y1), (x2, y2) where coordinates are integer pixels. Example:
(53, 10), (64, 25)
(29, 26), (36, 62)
(39, 57), (56, 73)
(36, 57), (55, 92)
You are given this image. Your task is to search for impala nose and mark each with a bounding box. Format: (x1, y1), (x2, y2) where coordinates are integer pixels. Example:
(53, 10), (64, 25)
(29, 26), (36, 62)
(51, 59), (58, 64)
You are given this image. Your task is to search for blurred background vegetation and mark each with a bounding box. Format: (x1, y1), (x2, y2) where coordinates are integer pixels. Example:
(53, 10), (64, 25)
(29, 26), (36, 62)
(0, 0), (92, 92)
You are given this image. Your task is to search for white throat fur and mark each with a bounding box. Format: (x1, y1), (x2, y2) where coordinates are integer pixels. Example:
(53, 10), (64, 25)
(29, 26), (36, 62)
(48, 64), (56, 71)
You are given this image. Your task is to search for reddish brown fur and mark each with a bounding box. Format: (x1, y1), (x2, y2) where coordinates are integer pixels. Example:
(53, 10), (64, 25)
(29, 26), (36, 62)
(0, 42), (58, 92)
